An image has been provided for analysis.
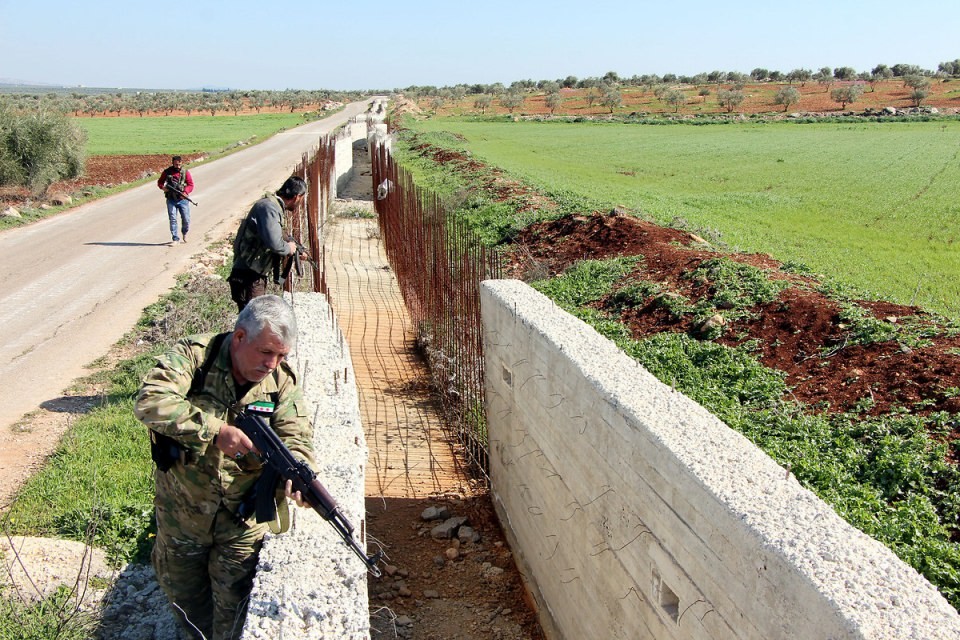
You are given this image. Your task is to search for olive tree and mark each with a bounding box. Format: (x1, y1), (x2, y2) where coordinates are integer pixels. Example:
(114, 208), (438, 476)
(544, 91), (564, 114)
(716, 89), (745, 113)
(786, 68), (812, 85)
(830, 84), (865, 109)
(833, 66), (857, 81)
(910, 88), (930, 107)
(664, 89), (686, 113)
(938, 59), (960, 77)
(600, 85), (622, 113)
(473, 94), (492, 114)
(0, 107), (87, 196)
(500, 92), (525, 114)
(903, 75), (932, 91)
(774, 86), (801, 112)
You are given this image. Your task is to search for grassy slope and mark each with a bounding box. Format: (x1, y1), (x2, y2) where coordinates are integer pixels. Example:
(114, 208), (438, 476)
(76, 113), (308, 155)
(409, 118), (960, 317)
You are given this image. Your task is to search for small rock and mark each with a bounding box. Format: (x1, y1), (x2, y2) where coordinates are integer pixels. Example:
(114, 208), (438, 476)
(430, 516), (468, 539)
(396, 615), (414, 626)
(445, 547), (459, 560)
(1, 206), (21, 218)
(483, 566), (505, 579)
(457, 526), (481, 544)
(48, 193), (72, 206)
(423, 590), (440, 598)
(421, 505), (451, 521)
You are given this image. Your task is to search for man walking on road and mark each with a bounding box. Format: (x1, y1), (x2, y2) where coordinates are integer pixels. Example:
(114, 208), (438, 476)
(227, 176), (305, 312)
(157, 155), (195, 244)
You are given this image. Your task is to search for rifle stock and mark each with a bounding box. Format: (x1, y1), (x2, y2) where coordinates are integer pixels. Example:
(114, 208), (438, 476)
(236, 410), (383, 576)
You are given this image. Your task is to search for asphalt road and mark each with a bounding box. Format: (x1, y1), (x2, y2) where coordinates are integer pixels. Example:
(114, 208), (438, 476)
(0, 99), (374, 433)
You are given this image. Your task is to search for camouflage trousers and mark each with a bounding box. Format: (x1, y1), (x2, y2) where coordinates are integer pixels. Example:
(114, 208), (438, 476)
(152, 504), (268, 640)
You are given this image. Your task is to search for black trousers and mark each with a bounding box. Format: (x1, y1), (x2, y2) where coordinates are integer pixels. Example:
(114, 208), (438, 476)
(227, 268), (268, 313)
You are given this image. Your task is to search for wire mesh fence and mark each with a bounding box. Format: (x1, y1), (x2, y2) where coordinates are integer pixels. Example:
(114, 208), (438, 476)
(287, 136), (336, 298)
(371, 142), (502, 476)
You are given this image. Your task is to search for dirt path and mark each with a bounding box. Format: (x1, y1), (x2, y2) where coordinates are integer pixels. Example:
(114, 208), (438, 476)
(328, 147), (543, 639)
(0, 101), (373, 509)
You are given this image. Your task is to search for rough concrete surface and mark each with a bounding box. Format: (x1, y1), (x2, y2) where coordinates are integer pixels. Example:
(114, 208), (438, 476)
(243, 292), (370, 639)
(482, 278), (960, 639)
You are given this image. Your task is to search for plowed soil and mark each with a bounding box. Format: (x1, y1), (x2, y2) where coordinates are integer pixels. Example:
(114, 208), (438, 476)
(0, 153), (205, 206)
(507, 212), (960, 426)
(424, 79), (960, 117)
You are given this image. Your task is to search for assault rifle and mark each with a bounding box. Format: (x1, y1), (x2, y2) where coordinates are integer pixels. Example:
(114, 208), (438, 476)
(273, 235), (316, 286)
(163, 179), (198, 206)
(235, 409), (383, 577)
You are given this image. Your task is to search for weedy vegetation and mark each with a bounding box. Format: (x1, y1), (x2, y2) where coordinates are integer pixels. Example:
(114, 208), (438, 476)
(0, 255), (237, 636)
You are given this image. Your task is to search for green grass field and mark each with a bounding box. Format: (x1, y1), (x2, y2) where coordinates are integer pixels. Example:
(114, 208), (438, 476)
(408, 118), (960, 317)
(75, 113), (308, 156)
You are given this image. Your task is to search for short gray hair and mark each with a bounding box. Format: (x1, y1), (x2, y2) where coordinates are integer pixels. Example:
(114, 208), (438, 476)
(235, 295), (297, 348)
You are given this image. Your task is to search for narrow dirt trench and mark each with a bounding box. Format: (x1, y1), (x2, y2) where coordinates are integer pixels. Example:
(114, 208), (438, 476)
(326, 141), (544, 639)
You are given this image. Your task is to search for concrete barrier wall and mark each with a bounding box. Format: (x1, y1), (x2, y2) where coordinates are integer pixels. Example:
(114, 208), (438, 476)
(481, 279), (960, 640)
(334, 120), (365, 198)
(329, 98), (388, 201)
(243, 293), (370, 639)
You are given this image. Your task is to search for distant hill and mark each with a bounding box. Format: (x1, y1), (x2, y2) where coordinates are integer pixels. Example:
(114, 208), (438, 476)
(0, 81), (186, 95)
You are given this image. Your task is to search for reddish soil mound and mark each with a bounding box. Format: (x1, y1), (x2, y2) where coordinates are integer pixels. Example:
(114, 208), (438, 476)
(507, 210), (960, 446)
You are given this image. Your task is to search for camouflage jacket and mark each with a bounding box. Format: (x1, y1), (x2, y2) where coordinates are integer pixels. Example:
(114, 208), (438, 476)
(232, 194), (293, 276)
(134, 332), (315, 532)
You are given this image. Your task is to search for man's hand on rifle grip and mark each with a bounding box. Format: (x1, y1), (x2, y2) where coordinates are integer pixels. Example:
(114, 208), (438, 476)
(285, 479), (307, 507)
(216, 423), (259, 460)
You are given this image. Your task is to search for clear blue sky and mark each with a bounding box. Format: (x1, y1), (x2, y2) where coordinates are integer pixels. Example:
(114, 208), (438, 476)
(2, 0), (957, 91)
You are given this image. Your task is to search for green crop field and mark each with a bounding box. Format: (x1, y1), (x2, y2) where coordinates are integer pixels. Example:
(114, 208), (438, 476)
(75, 113), (307, 156)
(407, 118), (960, 318)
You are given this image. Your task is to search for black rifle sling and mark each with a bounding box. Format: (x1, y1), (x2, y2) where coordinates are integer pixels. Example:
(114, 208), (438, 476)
(189, 332), (230, 397)
(150, 332), (230, 471)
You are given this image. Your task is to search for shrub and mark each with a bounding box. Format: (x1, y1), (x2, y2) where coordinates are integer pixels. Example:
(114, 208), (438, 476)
(0, 107), (87, 196)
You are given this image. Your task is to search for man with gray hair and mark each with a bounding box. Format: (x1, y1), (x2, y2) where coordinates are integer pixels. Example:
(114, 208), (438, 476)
(135, 295), (314, 640)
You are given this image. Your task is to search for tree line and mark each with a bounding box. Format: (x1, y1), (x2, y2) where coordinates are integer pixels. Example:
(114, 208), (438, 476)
(399, 59), (960, 99)
(407, 60), (958, 116)
(0, 88), (364, 197)
(0, 89), (365, 118)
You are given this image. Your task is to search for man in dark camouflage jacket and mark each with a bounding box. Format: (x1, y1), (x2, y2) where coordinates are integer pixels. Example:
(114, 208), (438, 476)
(135, 295), (315, 640)
(227, 176), (306, 312)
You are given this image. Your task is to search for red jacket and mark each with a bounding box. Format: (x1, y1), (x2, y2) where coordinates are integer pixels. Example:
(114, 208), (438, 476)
(158, 165), (195, 199)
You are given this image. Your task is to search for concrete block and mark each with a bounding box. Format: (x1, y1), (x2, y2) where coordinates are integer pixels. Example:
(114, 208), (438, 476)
(481, 279), (960, 640)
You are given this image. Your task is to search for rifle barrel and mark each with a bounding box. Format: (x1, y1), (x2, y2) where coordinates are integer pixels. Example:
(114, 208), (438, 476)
(236, 411), (382, 576)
